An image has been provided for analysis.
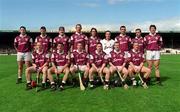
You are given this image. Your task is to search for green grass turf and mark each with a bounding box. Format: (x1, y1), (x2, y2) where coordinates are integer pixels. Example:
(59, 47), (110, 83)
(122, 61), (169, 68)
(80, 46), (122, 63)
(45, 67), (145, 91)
(0, 55), (180, 112)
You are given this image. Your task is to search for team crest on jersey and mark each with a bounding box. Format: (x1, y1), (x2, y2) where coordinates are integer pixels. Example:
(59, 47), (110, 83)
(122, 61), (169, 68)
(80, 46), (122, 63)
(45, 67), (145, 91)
(62, 55), (65, 58)
(25, 38), (28, 41)
(139, 54), (141, 57)
(39, 38), (42, 41)
(57, 38), (60, 41)
(56, 55), (58, 58)
(45, 39), (48, 42)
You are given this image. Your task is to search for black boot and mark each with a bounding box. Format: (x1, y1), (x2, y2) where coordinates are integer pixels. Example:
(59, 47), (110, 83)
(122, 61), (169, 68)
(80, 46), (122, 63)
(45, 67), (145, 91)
(26, 83), (32, 90)
(16, 78), (22, 84)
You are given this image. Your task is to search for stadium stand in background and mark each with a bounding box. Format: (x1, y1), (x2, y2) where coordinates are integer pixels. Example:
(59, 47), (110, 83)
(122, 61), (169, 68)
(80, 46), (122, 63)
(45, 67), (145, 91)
(0, 31), (180, 55)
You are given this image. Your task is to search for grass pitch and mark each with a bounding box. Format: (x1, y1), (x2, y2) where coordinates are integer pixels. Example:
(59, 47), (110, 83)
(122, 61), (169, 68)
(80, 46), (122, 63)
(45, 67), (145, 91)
(0, 55), (180, 112)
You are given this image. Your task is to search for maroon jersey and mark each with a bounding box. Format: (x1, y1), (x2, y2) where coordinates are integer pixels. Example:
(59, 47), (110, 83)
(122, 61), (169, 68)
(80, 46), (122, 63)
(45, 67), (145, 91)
(14, 35), (33, 52)
(53, 35), (70, 53)
(88, 36), (100, 54)
(51, 51), (70, 66)
(144, 33), (163, 51)
(129, 50), (144, 66)
(90, 51), (108, 68)
(109, 50), (126, 66)
(35, 35), (52, 53)
(131, 37), (145, 53)
(115, 35), (131, 52)
(70, 32), (88, 51)
(32, 51), (49, 67)
(71, 50), (89, 65)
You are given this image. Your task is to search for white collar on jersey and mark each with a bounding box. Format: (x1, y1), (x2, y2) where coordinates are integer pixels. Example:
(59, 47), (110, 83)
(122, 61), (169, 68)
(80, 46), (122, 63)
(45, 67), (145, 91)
(90, 36), (97, 39)
(40, 34), (47, 38)
(104, 38), (112, 42)
(75, 32), (82, 35)
(149, 33), (156, 36)
(77, 50), (84, 54)
(57, 50), (64, 54)
(132, 49), (139, 53)
(58, 34), (65, 38)
(95, 50), (103, 55)
(135, 36), (143, 39)
(114, 49), (121, 54)
(19, 34), (27, 38)
(36, 50), (43, 54)
(119, 34), (126, 37)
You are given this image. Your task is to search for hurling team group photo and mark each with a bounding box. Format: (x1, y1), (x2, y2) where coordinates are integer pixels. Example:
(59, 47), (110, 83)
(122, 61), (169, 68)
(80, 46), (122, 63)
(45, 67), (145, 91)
(14, 24), (163, 91)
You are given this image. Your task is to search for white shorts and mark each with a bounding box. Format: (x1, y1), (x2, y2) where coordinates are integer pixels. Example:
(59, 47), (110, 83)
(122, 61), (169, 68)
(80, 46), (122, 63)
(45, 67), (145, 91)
(74, 65), (87, 71)
(57, 66), (64, 71)
(146, 50), (160, 60)
(17, 52), (32, 61)
(116, 66), (123, 70)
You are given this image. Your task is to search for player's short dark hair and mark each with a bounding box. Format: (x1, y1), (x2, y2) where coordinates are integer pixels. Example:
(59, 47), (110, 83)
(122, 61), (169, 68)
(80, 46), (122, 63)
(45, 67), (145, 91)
(120, 25), (126, 29)
(20, 26), (26, 30)
(133, 42), (139, 45)
(149, 25), (156, 30)
(96, 42), (102, 46)
(90, 28), (98, 36)
(59, 26), (65, 31)
(76, 24), (82, 28)
(40, 26), (46, 30)
(135, 28), (141, 32)
(90, 28), (97, 33)
(57, 42), (64, 46)
(105, 30), (111, 34)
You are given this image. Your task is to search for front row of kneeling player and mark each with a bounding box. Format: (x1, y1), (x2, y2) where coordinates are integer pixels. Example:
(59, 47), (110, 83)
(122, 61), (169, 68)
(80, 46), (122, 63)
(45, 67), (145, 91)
(26, 41), (151, 91)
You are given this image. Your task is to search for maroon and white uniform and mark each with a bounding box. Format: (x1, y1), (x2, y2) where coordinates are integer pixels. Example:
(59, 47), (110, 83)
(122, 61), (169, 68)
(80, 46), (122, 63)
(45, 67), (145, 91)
(71, 50), (89, 71)
(115, 34), (131, 55)
(129, 49), (144, 66)
(35, 35), (52, 53)
(71, 50), (89, 65)
(131, 37), (145, 53)
(144, 33), (163, 60)
(51, 51), (70, 70)
(70, 32), (88, 51)
(53, 35), (70, 53)
(14, 34), (33, 61)
(88, 36), (100, 54)
(90, 51), (108, 68)
(32, 50), (49, 69)
(109, 50), (126, 66)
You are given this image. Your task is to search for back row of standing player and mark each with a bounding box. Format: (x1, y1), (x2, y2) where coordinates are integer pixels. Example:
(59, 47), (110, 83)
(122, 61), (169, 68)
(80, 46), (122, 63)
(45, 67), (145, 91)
(14, 24), (163, 90)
